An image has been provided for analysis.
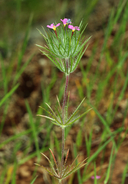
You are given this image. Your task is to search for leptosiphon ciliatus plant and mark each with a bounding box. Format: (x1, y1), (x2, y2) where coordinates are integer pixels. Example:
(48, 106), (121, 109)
(35, 18), (91, 184)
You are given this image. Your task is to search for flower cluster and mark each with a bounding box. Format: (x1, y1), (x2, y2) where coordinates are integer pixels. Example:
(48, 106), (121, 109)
(37, 18), (91, 74)
(47, 18), (80, 35)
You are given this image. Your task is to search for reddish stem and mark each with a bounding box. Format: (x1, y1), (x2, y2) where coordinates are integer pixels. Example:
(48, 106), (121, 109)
(54, 30), (58, 38)
(71, 31), (75, 38)
(60, 58), (70, 182)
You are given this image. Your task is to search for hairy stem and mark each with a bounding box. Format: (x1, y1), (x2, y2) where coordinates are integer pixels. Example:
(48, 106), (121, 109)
(60, 58), (70, 182)
(62, 76), (69, 120)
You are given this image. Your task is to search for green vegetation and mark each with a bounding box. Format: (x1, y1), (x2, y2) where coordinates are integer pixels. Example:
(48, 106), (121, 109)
(0, 0), (128, 183)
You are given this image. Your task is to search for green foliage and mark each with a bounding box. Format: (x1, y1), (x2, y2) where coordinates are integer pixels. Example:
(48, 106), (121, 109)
(37, 98), (92, 128)
(104, 144), (114, 184)
(30, 176), (38, 184)
(36, 23), (91, 74)
(0, 84), (19, 107)
(35, 149), (87, 181)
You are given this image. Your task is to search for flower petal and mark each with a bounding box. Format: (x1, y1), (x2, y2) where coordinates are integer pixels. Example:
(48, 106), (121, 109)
(68, 25), (74, 29)
(55, 23), (60, 27)
(61, 18), (68, 24)
(47, 23), (60, 30)
(47, 23), (54, 29)
(75, 26), (80, 31)
(68, 25), (80, 32)
(91, 176), (101, 179)
(61, 18), (71, 26)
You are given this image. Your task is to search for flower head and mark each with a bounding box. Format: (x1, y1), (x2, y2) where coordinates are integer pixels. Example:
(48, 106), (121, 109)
(91, 176), (101, 179)
(68, 25), (80, 32)
(61, 18), (71, 26)
(47, 23), (60, 31)
(37, 19), (91, 74)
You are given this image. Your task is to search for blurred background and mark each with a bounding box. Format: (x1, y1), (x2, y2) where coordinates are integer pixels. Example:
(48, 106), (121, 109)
(0, 0), (128, 184)
(0, 0), (120, 50)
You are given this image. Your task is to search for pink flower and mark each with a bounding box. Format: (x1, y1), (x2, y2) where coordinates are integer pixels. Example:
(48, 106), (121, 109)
(61, 18), (71, 26)
(47, 23), (60, 31)
(91, 176), (101, 179)
(68, 25), (80, 32)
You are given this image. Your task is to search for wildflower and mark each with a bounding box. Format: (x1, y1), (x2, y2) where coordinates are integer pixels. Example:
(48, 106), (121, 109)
(91, 175), (101, 179)
(37, 19), (91, 74)
(61, 18), (71, 26)
(68, 25), (80, 32)
(47, 23), (60, 31)
(47, 23), (60, 38)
